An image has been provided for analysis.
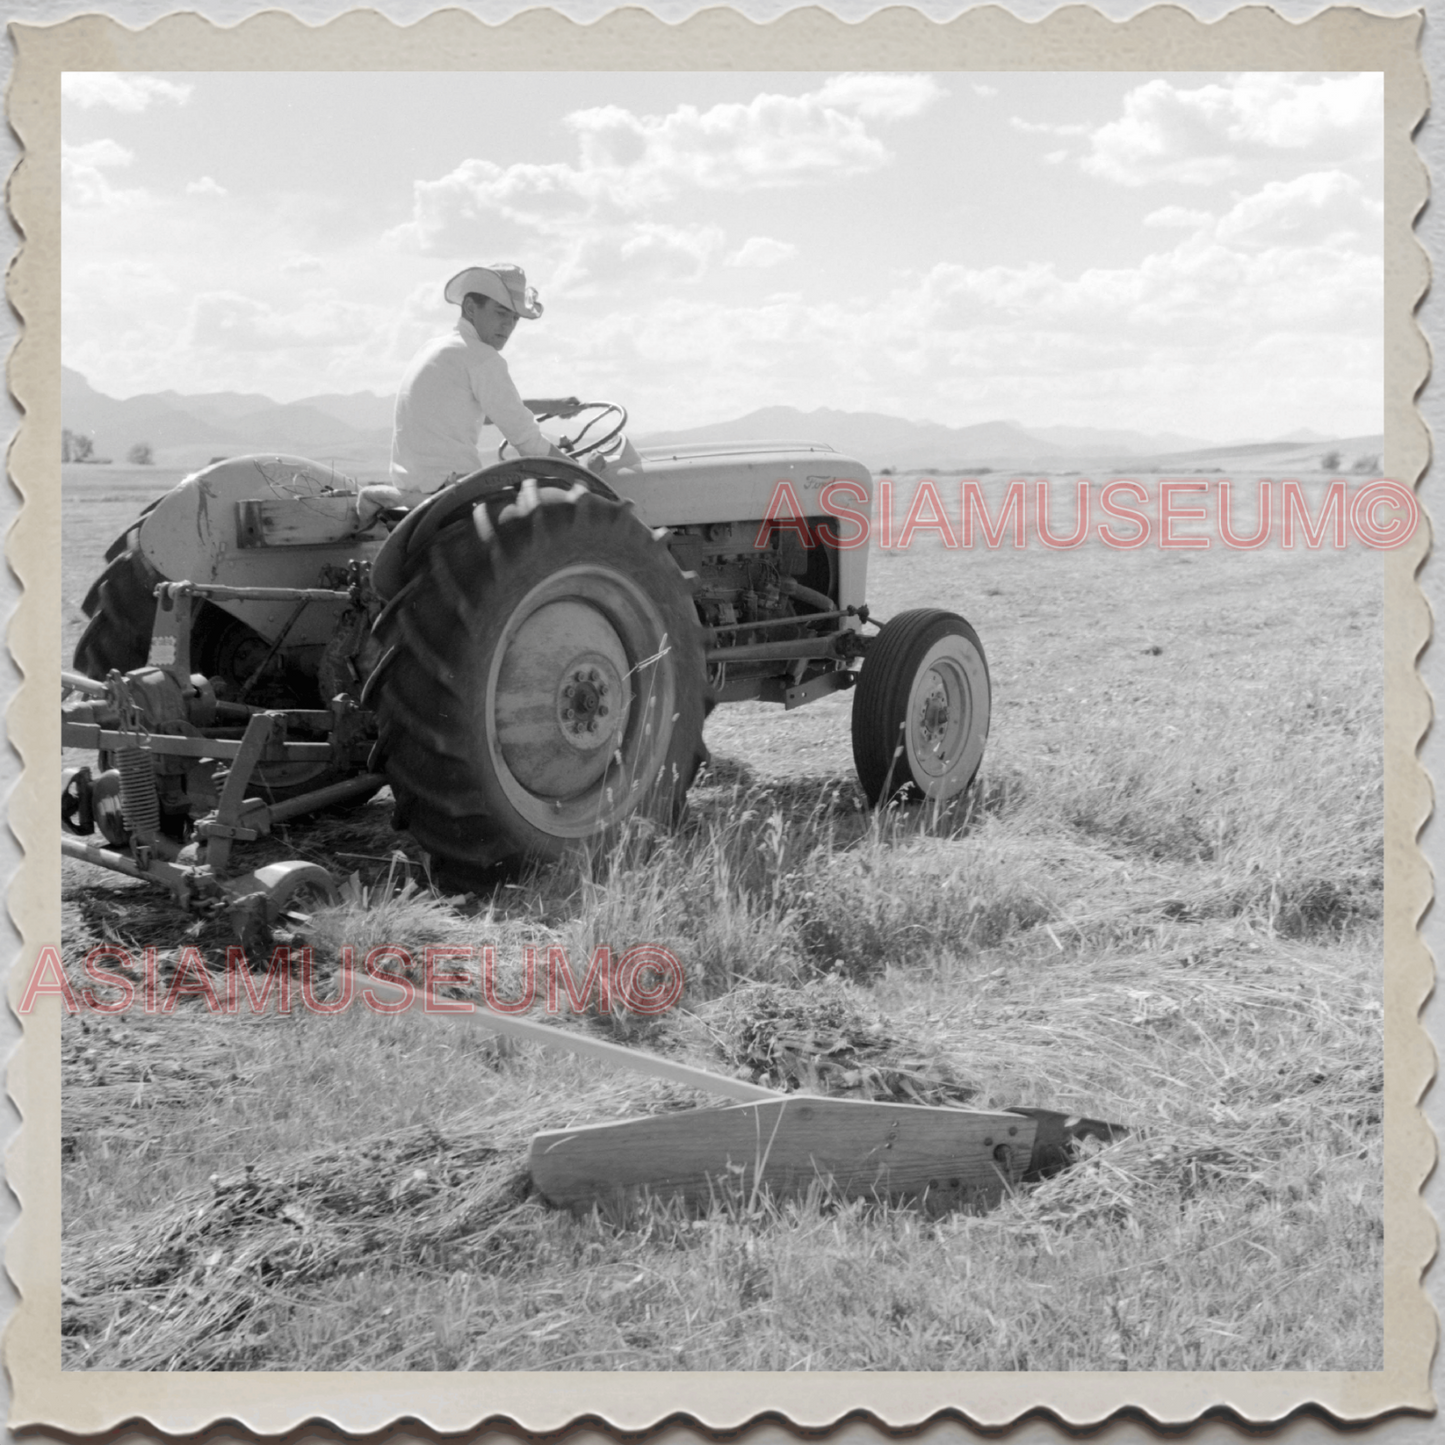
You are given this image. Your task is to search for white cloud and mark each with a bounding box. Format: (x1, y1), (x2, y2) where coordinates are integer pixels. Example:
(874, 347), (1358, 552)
(64, 138), (131, 168)
(1083, 73), (1383, 187)
(525, 259), (1382, 437)
(725, 236), (798, 268)
(1011, 117), (1089, 137)
(186, 176), (227, 197)
(404, 158), (595, 252)
(56, 72), (1384, 439)
(399, 75), (939, 256)
(185, 291), (384, 352)
(61, 138), (139, 209)
(61, 73), (192, 111)
(972, 83), (998, 99)
(1143, 174), (1380, 250)
(906, 225), (1380, 347)
(1227, 72), (1382, 150)
(813, 73), (941, 120)
(1144, 205), (1215, 228)
(553, 222), (726, 294)
(1043, 149), (1069, 166)
(1215, 170), (1381, 249)
(565, 87), (903, 196)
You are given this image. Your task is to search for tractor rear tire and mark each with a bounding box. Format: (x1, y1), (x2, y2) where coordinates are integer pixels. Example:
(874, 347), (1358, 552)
(73, 541), (162, 679)
(852, 609), (990, 806)
(371, 482), (707, 869)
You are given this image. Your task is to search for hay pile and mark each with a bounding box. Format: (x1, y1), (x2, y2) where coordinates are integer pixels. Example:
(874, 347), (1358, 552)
(63, 1123), (535, 1370)
(708, 979), (980, 1106)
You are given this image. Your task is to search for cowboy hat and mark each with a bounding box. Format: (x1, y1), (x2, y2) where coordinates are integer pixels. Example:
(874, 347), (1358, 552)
(443, 264), (543, 319)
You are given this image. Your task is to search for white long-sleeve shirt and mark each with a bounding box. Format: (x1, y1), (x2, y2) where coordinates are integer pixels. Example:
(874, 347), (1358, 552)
(389, 317), (550, 495)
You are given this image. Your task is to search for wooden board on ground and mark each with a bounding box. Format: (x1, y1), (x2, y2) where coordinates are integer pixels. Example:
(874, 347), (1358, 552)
(529, 1098), (1040, 1214)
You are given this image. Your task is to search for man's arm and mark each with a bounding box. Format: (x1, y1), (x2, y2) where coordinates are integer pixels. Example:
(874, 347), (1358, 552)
(470, 347), (564, 459)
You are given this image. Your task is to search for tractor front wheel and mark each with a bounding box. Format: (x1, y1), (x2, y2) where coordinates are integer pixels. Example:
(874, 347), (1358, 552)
(852, 609), (990, 806)
(370, 481), (707, 869)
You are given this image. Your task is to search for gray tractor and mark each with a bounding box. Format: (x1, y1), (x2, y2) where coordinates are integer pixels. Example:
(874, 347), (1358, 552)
(63, 402), (989, 918)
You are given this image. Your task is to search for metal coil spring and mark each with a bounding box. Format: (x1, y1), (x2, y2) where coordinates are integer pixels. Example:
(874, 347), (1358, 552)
(117, 747), (160, 841)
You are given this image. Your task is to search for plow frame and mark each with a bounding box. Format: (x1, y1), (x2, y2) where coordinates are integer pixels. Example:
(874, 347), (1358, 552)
(62, 578), (385, 930)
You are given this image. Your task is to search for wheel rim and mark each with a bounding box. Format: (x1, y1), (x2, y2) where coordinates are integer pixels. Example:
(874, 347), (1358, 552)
(904, 637), (988, 797)
(485, 564), (678, 837)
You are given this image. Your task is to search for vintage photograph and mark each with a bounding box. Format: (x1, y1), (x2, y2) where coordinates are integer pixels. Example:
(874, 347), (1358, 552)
(4, 2), (1428, 1428)
(45, 62), (1398, 1377)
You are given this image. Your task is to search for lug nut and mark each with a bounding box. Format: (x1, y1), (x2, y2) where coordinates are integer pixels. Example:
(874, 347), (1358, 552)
(564, 708), (574, 720)
(563, 685), (574, 698)
(598, 705), (609, 717)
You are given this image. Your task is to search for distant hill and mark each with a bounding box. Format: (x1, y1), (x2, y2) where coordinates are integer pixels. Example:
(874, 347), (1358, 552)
(1114, 434), (1386, 473)
(1030, 423), (1216, 455)
(634, 405), (1374, 474)
(60, 366), (394, 473)
(637, 407), (1060, 471)
(60, 369), (1380, 478)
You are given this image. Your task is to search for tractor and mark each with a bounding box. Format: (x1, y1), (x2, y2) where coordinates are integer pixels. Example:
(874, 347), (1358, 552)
(62, 401), (990, 926)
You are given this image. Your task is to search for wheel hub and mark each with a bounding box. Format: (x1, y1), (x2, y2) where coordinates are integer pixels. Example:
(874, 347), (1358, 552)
(908, 658), (972, 780)
(556, 658), (623, 753)
(494, 599), (631, 797)
(920, 684), (951, 741)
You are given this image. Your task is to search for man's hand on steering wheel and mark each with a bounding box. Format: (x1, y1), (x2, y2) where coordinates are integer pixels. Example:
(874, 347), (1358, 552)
(501, 400), (629, 465)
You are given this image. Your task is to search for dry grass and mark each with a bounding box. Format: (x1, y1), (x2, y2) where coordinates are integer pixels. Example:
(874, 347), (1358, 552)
(62, 927), (1380, 1370)
(60, 499), (1385, 1372)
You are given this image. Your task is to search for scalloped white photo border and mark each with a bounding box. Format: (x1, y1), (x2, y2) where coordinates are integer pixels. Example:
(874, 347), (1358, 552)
(3, 5), (1432, 1435)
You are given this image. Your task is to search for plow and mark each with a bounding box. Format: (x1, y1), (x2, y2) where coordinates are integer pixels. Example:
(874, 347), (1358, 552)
(61, 584), (381, 942)
(306, 986), (1127, 1214)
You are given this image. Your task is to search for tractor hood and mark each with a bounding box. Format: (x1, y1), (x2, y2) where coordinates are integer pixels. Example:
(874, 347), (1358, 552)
(609, 441), (873, 530)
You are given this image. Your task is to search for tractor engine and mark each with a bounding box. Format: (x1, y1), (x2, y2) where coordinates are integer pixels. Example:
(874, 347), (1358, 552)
(664, 520), (840, 698)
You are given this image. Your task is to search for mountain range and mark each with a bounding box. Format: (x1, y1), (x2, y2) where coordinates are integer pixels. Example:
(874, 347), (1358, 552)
(637, 407), (1227, 472)
(60, 367), (1380, 477)
(61, 366), (396, 471)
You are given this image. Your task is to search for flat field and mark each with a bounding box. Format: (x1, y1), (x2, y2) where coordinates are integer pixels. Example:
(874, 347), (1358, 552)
(58, 462), (1384, 1371)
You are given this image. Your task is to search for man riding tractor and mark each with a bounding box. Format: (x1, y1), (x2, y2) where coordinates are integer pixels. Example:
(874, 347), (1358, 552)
(357, 262), (568, 527)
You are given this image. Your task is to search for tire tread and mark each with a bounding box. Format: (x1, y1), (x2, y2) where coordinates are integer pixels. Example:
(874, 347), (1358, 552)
(371, 488), (705, 867)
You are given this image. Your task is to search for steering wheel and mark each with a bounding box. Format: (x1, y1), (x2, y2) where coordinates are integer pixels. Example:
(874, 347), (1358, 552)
(498, 400), (629, 464)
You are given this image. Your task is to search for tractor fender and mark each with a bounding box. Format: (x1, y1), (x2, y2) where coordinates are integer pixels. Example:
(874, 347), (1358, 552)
(370, 455), (620, 602)
(135, 455), (385, 645)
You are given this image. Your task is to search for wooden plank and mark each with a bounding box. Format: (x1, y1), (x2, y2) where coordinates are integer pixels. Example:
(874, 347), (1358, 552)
(529, 1097), (1038, 1213)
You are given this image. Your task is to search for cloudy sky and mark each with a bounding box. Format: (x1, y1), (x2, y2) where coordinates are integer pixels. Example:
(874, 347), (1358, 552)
(61, 69), (1382, 439)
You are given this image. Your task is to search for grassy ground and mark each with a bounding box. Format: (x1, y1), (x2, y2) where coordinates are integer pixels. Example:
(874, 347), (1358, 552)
(58, 470), (1384, 1371)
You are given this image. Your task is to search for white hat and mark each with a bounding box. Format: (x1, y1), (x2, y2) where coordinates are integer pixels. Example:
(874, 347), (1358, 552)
(443, 264), (543, 319)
